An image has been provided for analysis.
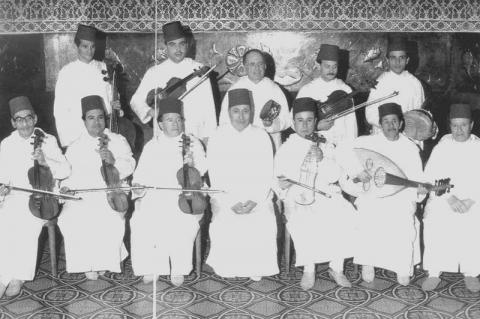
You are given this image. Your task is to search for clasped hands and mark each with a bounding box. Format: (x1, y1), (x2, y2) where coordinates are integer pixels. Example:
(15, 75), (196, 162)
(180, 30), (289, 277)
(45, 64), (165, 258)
(447, 195), (475, 214)
(231, 200), (257, 215)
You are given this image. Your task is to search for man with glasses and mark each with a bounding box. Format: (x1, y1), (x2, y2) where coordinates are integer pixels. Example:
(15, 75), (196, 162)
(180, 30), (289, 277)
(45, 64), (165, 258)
(364, 36), (425, 134)
(219, 49), (291, 152)
(0, 96), (70, 298)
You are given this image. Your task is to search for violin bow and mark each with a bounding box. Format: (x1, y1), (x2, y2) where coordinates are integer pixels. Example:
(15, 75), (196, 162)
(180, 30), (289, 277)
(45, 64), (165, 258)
(281, 177), (332, 198)
(0, 183), (82, 200)
(64, 185), (225, 194)
(178, 64), (217, 100)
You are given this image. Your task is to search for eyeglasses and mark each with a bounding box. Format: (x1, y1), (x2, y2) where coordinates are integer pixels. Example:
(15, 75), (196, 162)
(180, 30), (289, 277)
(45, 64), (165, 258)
(13, 115), (34, 125)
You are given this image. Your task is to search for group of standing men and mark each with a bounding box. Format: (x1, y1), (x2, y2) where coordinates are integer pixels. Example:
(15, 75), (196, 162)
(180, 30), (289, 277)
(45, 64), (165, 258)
(0, 20), (479, 299)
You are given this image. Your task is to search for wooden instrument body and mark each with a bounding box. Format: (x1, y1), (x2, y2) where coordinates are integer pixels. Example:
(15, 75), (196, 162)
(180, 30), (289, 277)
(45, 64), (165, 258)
(28, 128), (60, 220)
(341, 148), (453, 198)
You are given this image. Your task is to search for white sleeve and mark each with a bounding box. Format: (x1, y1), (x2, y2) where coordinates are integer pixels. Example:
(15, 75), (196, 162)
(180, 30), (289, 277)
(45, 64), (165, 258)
(111, 135), (136, 180)
(130, 67), (155, 123)
(43, 134), (71, 180)
(53, 69), (85, 147)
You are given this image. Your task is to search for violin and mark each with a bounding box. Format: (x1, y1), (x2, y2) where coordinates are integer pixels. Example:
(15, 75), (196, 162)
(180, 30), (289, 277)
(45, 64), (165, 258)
(28, 129), (60, 220)
(176, 134), (207, 215)
(316, 79), (378, 121)
(146, 66), (210, 106)
(102, 63), (136, 149)
(98, 133), (129, 213)
(293, 133), (325, 205)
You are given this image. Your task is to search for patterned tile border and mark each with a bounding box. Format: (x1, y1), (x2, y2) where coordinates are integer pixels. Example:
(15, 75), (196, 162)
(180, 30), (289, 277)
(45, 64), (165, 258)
(1, 0), (480, 34)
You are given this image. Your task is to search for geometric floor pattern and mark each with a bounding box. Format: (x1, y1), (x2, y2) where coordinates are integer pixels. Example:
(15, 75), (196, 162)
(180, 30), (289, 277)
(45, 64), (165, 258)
(1, 238), (480, 318)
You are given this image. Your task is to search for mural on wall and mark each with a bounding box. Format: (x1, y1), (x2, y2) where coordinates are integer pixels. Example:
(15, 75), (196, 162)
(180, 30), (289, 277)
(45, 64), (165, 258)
(1, 0), (480, 33)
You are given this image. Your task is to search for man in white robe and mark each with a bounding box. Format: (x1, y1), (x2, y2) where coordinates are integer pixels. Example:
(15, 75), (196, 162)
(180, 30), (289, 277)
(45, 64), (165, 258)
(207, 88), (279, 280)
(130, 21), (217, 144)
(365, 36), (425, 134)
(219, 49), (291, 151)
(59, 95), (135, 280)
(0, 96), (70, 297)
(296, 44), (358, 146)
(422, 103), (480, 292)
(336, 103), (424, 286)
(130, 97), (207, 287)
(275, 97), (357, 290)
(54, 24), (120, 147)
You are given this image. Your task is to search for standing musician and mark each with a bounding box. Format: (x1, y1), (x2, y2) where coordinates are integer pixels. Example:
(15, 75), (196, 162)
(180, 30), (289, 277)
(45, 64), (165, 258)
(422, 104), (480, 292)
(274, 97), (357, 290)
(296, 44), (358, 146)
(207, 88), (278, 281)
(58, 95), (135, 280)
(130, 97), (207, 287)
(336, 103), (425, 286)
(0, 96), (70, 298)
(130, 21), (217, 144)
(219, 49), (291, 151)
(365, 35), (425, 134)
(54, 24), (121, 147)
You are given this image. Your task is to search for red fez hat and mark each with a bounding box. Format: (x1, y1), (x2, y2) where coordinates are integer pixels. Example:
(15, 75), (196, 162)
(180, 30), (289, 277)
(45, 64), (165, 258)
(157, 97), (183, 121)
(9, 96), (34, 117)
(292, 97), (316, 116)
(316, 44), (339, 63)
(81, 95), (105, 116)
(449, 103), (472, 120)
(387, 35), (407, 54)
(378, 102), (403, 119)
(228, 88), (251, 108)
(75, 24), (97, 42)
(162, 21), (186, 43)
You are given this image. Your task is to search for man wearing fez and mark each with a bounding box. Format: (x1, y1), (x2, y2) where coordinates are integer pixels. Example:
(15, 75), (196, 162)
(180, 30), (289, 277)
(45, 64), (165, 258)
(131, 21), (216, 144)
(58, 95), (135, 280)
(207, 88), (278, 281)
(297, 44), (358, 146)
(422, 104), (480, 292)
(275, 97), (357, 290)
(0, 96), (70, 298)
(219, 49), (291, 151)
(130, 97), (207, 287)
(54, 24), (120, 147)
(336, 103), (424, 286)
(365, 35), (425, 134)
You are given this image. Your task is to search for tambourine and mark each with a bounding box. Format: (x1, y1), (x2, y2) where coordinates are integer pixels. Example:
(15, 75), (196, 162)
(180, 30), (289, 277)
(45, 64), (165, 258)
(260, 100), (281, 122)
(403, 109), (437, 141)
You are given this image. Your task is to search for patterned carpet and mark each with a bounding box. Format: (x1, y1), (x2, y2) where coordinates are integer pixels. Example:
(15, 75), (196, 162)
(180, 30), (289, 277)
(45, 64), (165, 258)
(1, 229), (480, 319)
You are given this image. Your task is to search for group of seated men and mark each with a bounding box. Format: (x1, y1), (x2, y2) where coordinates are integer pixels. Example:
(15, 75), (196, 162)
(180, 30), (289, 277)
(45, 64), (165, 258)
(0, 20), (478, 298)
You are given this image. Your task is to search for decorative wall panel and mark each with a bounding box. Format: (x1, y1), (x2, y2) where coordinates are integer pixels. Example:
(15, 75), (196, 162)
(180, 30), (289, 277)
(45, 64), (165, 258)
(1, 0), (480, 34)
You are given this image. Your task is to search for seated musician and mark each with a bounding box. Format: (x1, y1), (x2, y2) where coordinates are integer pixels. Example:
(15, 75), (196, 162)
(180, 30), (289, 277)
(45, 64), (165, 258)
(219, 49), (291, 151)
(130, 21), (216, 144)
(296, 44), (358, 146)
(0, 96), (70, 298)
(58, 95), (135, 280)
(207, 88), (279, 281)
(336, 103), (425, 286)
(274, 97), (357, 290)
(54, 24), (121, 148)
(422, 104), (480, 292)
(130, 97), (207, 286)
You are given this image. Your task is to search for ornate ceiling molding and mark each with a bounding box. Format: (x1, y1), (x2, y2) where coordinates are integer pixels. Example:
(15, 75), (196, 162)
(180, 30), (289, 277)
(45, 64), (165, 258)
(1, 0), (480, 34)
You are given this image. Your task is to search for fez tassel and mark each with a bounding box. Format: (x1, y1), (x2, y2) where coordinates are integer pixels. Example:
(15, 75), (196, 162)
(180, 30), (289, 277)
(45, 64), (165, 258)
(65, 185), (225, 194)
